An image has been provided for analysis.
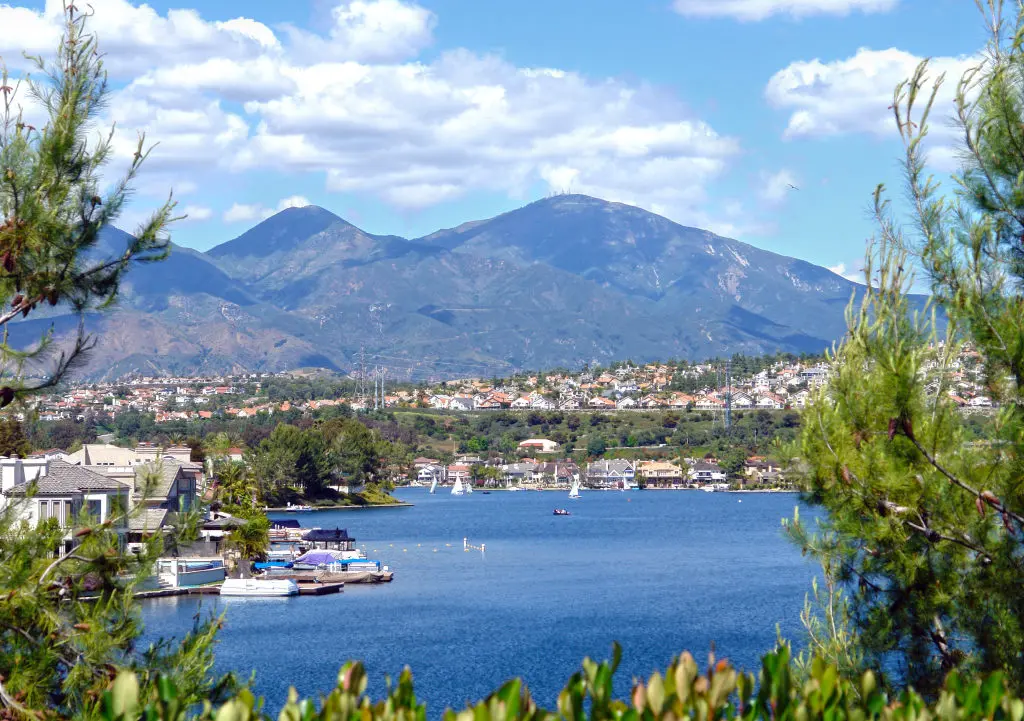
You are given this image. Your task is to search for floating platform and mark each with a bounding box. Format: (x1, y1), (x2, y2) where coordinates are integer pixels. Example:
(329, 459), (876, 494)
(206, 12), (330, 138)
(135, 582), (344, 599)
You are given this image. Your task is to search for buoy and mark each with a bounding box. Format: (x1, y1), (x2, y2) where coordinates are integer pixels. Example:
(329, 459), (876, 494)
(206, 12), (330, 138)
(403, 548), (407, 552)
(433, 549), (437, 552)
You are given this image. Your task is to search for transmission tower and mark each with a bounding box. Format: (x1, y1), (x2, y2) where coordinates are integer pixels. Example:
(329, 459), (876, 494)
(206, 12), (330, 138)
(725, 360), (732, 432)
(358, 345), (367, 405)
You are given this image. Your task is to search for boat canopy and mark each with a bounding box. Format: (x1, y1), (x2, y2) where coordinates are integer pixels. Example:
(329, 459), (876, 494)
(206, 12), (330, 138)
(301, 528), (354, 542)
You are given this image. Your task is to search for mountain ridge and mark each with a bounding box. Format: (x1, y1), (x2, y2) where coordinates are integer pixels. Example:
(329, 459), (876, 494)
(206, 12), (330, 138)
(20, 195), (876, 379)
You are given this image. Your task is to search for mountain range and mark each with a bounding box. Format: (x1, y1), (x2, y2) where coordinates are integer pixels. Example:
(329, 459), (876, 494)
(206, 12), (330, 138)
(17, 194), (873, 380)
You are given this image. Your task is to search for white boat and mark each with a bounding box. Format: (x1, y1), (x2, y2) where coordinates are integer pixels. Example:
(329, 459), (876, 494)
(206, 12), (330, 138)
(507, 486), (521, 492)
(568, 476), (581, 499)
(285, 503), (313, 512)
(220, 578), (299, 597)
(429, 478), (438, 494)
(451, 478), (465, 496)
(702, 485), (716, 493)
(465, 480), (473, 495)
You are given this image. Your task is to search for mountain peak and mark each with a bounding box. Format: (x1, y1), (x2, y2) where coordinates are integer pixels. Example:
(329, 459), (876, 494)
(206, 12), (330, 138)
(209, 205), (344, 259)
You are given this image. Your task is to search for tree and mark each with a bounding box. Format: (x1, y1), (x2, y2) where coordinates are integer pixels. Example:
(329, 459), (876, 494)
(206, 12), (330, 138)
(586, 435), (607, 457)
(0, 417), (30, 457)
(789, 1), (1024, 696)
(0, 6), (175, 408)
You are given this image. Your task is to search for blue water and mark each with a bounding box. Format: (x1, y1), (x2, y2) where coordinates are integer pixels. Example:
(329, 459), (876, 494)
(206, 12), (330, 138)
(140, 489), (817, 713)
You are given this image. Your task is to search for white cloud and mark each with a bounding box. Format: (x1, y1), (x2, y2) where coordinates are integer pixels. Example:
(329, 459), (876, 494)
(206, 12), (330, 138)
(828, 262), (864, 283)
(223, 196), (312, 223)
(766, 48), (977, 142)
(0, 0), (748, 232)
(759, 169), (799, 204)
(0, 0), (280, 74)
(284, 0), (435, 63)
(180, 205), (213, 222)
(673, 0), (897, 21)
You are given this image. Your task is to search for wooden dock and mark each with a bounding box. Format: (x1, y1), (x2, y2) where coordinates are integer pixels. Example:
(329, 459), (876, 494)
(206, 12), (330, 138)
(297, 582), (344, 595)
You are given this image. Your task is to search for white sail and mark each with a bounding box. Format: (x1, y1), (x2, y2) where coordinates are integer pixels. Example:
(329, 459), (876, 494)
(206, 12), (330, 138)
(429, 478), (438, 494)
(465, 480), (473, 494)
(569, 476), (581, 499)
(451, 478), (465, 496)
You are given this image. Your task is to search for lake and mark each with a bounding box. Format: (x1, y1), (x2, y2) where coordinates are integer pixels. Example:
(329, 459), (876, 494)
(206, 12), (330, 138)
(140, 488), (818, 713)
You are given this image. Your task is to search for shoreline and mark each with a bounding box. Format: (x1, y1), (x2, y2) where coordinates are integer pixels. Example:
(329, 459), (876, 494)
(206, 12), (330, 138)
(399, 487), (796, 494)
(265, 502), (414, 512)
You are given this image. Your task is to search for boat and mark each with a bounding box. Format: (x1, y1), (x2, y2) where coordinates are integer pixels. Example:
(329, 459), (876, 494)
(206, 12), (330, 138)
(702, 485), (716, 493)
(553, 508), (571, 516)
(219, 578), (299, 597)
(465, 480), (474, 495)
(429, 478), (438, 494)
(568, 476), (581, 499)
(507, 486), (521, 492)
(451, 478), (465, 496)
(481, 491), (492, 494)
(284, 503), (313, 512)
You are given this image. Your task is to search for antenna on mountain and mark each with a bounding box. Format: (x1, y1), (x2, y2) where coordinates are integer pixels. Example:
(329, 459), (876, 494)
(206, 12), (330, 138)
(725, 359), (732, 433)
(358, 345), (367, 406)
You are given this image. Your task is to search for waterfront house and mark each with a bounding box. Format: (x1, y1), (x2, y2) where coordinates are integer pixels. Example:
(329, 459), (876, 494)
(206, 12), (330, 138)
(126, 457), (202, 543)
(585, 459), (635, 489)
(446, 464), (471, 486)
(501, 462), (537, 487)
(688, 462), (727, 485)
(417, 464), (446, 485)
(636, 461), (684, 487)
(0, 458), (130, 554)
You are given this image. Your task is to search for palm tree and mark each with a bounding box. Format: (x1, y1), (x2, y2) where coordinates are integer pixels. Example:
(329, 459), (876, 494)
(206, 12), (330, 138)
(227, 517), (270, 563)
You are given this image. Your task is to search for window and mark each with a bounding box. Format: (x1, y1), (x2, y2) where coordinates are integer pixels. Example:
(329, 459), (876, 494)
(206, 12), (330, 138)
(86, 499), (102, 520)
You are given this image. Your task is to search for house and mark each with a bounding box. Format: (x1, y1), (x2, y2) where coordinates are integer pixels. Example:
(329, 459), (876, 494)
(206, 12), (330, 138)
(688, 461), (727, 485)
(586, 459), (635, 489)
(501, 462), (537, 487)
(417, 464), (446, 486)
(755, 394), (785, 410)
(730, 392), (754, 408)
(636, 461), (683, 487)
(449, 397), (474, 412)
(530, 396), (556, 410)
(511, 396), (533, 409)
(790, 389), (811, 408)
(446, 464), (471, 485)
(616, 397), (638, 409)
(518, 438), (559, 453)
(127, 457), (202, 541)
(0, 458), (130, 554)
(589, 396), (616, 409)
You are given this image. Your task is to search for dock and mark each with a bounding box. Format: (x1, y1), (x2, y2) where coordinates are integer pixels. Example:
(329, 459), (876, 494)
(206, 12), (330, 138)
(134, 581), (344, 599)
(297, 582), (344, 595)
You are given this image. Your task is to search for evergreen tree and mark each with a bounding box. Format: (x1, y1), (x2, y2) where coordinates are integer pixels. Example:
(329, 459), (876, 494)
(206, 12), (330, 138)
(0, 8), (230, 718)
(790, 1), (1024, 695)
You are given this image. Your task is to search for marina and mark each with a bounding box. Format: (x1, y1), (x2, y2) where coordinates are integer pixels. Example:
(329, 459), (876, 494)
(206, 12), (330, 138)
(141, 488), (818, 713)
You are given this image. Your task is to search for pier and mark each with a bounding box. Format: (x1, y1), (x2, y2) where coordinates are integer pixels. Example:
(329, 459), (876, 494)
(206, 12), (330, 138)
(134, 581), (344, 599)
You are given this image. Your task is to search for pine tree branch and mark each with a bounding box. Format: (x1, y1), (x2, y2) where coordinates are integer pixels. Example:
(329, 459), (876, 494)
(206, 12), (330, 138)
(906, 433), (1024, 527)
(0, 676), (37, 718)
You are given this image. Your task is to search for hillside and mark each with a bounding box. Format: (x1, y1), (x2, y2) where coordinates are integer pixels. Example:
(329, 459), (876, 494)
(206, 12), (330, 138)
(17, 195), (875, 379)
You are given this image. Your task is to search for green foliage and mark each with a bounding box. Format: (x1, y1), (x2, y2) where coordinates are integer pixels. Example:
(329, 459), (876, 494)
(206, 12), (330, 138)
(0, 5), (176, 404)
(98, 645), (1024, 721)
(791, 0), (1024, 696)
(0, 417), (30, 457)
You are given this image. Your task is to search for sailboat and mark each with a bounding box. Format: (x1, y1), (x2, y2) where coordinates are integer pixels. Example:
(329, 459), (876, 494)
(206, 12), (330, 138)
(451, 478), (465, 496)
(465, 480), (474, 494)
(568, 475), (581, 499)
(429, 478), (438, 494)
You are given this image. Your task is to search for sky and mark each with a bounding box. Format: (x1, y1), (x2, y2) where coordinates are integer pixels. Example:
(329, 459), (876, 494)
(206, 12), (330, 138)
(0, 0), (988, 279)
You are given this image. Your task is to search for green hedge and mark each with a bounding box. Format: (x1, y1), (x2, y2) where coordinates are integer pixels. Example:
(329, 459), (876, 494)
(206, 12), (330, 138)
(100, 645), (1024, 721)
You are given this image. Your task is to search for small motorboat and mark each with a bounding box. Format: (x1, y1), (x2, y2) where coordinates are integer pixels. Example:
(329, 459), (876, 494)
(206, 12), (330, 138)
(553, 508), (571, 516)
(481, 491), (492, 495)
(284, 503), (313, 512)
